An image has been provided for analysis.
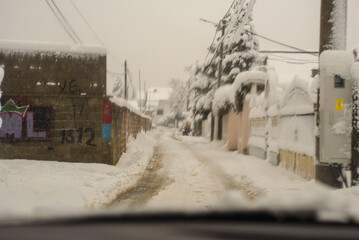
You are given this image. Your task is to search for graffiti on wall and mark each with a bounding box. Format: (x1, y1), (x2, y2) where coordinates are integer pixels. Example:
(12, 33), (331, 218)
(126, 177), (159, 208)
(61, 128), (96, 146)
(0, 97), (53, 142)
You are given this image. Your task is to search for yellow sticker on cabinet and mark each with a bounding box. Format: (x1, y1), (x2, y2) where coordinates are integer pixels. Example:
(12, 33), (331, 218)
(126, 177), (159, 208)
(335, 99), (344, 111)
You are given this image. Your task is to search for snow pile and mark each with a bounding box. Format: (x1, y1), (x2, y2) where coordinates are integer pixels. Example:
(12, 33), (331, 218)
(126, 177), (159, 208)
(212, 85), (234, 114)
(0, 131), (155, 220)
(111, 97), (149, 119)
(0, 40), (106, 56)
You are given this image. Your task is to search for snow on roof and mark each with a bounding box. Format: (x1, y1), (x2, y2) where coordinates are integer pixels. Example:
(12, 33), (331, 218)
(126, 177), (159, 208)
(110, 97), (150, 119)
(213, 84), (235, 114)
(232, 70), (267, 92)
(0, 40), (106, 56)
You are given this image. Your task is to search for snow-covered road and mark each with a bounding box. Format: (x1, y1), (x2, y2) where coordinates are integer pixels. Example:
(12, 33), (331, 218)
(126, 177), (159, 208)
(113, 128), (306, 211)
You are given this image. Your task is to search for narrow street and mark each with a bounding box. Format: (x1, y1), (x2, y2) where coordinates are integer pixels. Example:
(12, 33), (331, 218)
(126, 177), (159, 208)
(113, 128), (265, 210)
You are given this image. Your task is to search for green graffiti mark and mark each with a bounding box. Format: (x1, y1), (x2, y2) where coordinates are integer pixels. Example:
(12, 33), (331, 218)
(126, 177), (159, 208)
(0, 99), (29, 117)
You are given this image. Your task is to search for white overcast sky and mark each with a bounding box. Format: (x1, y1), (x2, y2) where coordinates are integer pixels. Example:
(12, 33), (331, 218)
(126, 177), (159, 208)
(0, 0), (358, 92)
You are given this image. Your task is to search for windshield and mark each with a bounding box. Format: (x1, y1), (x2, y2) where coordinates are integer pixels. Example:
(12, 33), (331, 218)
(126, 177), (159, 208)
(1, 0), (359, 225)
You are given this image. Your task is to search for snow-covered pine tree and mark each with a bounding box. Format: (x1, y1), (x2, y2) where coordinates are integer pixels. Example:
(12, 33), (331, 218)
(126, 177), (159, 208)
(190, 0), (266, 120)
(221, 0), (264, 85)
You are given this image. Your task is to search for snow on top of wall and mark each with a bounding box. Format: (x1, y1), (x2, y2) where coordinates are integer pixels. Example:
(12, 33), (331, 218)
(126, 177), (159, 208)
(232, 70), (267, 92)
(213, 84), (235, 114)
(278, 75), (315, 116)
(0, 40), (106, 56)
(110, 97), (150, 119)
(320, 50), (354, 80)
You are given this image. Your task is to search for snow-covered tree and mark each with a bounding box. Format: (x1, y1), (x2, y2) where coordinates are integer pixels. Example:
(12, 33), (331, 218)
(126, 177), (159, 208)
(190, 0), (266, 120)
(112, 76), (124, 98)
(168, 78), (187, 122)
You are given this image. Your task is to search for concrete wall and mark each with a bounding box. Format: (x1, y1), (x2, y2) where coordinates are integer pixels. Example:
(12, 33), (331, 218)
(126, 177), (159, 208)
(0, 48), (150, 165)
(221, 109), (239, 151)
(110, 105), (150, 165)
(238, 100), (250, 154)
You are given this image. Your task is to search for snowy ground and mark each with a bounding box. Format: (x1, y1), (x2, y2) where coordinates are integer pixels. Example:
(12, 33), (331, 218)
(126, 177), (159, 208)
(2, 127), (359, 223)
(0, 131), (155, 221)
(115, 128), (359, 222)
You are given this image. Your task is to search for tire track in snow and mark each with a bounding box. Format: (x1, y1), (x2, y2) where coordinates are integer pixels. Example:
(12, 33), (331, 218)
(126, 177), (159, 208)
(111, 135), (173, 209)
(172, 134), (265, 201)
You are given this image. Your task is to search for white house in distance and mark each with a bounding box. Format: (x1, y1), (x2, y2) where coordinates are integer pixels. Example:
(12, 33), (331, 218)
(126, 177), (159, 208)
(142, 87), (171, 124)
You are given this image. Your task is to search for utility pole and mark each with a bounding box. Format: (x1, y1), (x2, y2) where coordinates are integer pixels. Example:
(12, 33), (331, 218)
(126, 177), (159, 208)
(319, 0), (347, 53)
(124, 60), (128, 100)
(139, 70), (141, 112)
(217, 21), (225, 88)
(186, 79), (190, 111)
(144, 81), (147, 112)
(214, 20), (226, 141)
(316, 0), (350, 187)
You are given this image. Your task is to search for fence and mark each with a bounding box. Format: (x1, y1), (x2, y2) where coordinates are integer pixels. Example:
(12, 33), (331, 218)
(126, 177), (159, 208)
(248, 75), (316, 179)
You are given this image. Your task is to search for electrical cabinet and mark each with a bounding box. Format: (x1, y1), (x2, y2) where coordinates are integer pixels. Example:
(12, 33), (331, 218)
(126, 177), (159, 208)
(319, 51), (354, 164)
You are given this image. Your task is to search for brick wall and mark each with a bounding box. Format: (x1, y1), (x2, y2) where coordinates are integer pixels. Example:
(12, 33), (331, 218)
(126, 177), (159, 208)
(0, 45), (150, 165)
(109, 105), (151, 165)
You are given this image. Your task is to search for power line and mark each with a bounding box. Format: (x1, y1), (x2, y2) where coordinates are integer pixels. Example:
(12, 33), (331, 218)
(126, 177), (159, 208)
(203, 0), (256, 72)
(69, 0), (121, 65)
(107, 70), (123, 76)
(268, 58), (318, 65)
(250, 31), (318, 57)
(45, 0), (77, 44)
(266, 53), (317, 62)
(202, 0), (236, 64)
(261, 50), (319, 55)
(70, 0), (103, 45)
(50, 0), (82, 44)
